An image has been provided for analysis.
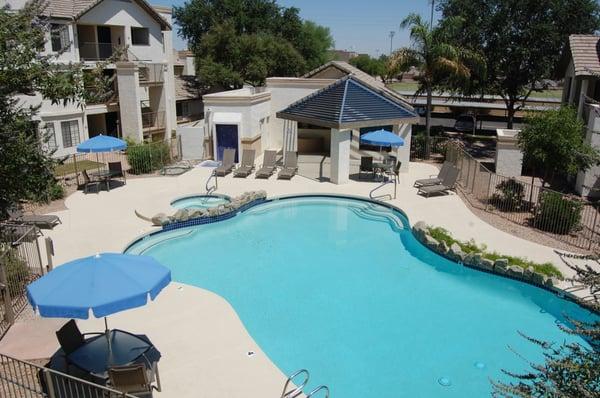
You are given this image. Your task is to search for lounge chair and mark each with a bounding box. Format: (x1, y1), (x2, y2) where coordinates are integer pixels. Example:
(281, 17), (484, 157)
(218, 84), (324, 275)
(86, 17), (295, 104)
(82, 169), (102, 194)
(278, 152), (298, 180)
(108, 364), (157, 397)
(359, 156), (374, 180)
(8, 208), (61, 230)
(215, 148), (236, 176)
(233, 149), (256, 178)
(414, 161), (453, 187)
(418, 166), (460, 197)
(255, 150), (278, 179)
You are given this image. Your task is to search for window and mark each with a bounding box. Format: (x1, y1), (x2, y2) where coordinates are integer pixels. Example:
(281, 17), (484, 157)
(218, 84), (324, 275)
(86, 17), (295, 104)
(45, 123), (58, 150)
(176, 101), (191, 120)
(51, 24), (70, 52)
(61, 120), (80, 148)
(131, 27), (149, 45)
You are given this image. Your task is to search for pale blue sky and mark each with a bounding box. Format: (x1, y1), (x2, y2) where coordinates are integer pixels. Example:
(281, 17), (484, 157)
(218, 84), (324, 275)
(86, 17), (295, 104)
(152, 0), (438, 55)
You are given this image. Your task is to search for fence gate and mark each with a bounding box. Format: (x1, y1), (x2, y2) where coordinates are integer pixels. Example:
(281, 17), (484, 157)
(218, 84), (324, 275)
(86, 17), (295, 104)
(0, 224), (44, 337)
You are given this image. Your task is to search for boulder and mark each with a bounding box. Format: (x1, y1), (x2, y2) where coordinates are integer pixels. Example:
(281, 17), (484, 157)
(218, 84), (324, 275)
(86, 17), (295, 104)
(207, 207), (220, 217)
(494, 258), (509, 271)
(531, 272), (546, 285)
(424, 234), (439, 250)
(448, 243), (465, 262)
(412, 221), (428, 241)
(464, 253), (482, 268)
(506, 265), (524, 278)
(479, 258), (494, 271)
(438, 240), (449, 254)
(151, 213), (170, 226)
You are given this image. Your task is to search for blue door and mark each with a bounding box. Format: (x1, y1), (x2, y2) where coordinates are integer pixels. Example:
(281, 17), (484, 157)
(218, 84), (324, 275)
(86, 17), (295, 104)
(215, 124), (239, 162)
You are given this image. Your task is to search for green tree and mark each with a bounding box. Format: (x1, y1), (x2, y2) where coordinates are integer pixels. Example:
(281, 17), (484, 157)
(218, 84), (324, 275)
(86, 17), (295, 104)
(518, 107), (600, 187)
(492, 262), (600, 397)
(173, 0), (333, 89)
(0, 0), (122, 218)
(390, 14), (482, 156)
(438, 0), (600, 128)
(349, 54), (386, 80)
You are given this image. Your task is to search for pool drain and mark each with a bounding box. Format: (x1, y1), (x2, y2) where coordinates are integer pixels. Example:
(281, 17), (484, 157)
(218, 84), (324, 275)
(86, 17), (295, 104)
(438, 377), (451, 387)
(474, 362), (486, 369)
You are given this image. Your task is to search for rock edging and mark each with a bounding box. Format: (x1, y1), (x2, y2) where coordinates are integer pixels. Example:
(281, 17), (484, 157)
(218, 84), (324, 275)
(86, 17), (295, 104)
(412, 221), (562, 290)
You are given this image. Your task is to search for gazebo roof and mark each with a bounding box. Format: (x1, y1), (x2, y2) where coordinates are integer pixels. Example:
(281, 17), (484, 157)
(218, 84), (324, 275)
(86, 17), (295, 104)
(276, 76), (418, 129)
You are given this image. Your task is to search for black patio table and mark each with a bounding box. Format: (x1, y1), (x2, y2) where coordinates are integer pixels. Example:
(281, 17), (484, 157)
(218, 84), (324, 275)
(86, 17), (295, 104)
(90, 170), (120, 191)
(67, 329), (161, 382)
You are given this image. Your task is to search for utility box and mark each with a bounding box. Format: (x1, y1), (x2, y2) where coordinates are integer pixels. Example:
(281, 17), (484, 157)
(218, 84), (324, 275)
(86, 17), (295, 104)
(495, 129), (523, 177)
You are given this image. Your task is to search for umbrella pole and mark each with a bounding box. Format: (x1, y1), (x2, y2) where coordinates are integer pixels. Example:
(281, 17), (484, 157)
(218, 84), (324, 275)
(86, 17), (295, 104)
(104, 317), (113, 366)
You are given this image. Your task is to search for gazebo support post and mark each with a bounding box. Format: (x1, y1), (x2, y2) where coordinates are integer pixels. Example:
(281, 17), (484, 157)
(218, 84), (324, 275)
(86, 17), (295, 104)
(330, 129), (351, 184)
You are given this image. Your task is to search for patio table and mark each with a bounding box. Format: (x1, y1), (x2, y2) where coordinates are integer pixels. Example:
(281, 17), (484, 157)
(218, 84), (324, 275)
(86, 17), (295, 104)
(90, 170), (117, 191)
(67, 329), (161, 382)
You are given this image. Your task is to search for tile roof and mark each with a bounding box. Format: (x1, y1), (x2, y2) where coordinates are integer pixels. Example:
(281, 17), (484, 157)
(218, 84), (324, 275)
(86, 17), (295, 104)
(175, 75), (202, 100)
(303, 61), (413, 109)
(276, 75), (418, 129)
(568, 35), (600, 77)
(44, 0), (170, 29)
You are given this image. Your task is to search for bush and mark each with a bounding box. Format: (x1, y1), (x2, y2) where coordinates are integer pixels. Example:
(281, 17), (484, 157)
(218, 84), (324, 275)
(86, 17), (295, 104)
(48, 181), (65, 201)
(533, 191), (583, 235)
(491, 178), (525, 209)
(127, 142), (171, 174)
(1, 247), (29, 298)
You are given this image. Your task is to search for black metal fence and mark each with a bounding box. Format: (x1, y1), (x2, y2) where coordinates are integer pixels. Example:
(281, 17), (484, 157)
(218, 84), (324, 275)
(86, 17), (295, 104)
(446, 143), (600, 251)
(54, 136), (182, 186)
(0, 352), (136, 398)
(0, 225), (45, 337)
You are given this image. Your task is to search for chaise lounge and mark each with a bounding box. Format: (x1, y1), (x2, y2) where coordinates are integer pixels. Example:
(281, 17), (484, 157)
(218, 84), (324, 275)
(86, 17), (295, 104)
(8, 208), (62, 230)
(417, 166), (460, 197)
(233, 149), (256, 178)
(277, 152), (298, 180)
(414, 161), (453, 187)
(215, 148), (236, 176)
(255, 150), (278, 179)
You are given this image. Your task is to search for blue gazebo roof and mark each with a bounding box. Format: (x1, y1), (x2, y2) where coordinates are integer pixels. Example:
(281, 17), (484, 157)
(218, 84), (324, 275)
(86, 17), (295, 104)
(276, 76), (418, 129)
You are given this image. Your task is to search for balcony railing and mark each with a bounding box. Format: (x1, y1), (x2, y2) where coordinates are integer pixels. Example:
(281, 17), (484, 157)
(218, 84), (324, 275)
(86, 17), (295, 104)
(139, 64), (164, 84)
(85, 80), (118, 105)
(142, 111), (166, 131)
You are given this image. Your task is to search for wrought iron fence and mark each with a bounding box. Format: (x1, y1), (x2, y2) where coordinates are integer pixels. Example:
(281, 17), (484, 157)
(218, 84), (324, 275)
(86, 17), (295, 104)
(0, 225), (44, 337)
(53, 137), (182, 185)
(446, 143), (600, 251)
(0, 353), (136, 398)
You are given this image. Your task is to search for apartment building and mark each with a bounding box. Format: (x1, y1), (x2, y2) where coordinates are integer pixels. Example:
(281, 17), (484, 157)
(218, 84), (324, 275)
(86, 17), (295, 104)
(8, 0), (178, 157)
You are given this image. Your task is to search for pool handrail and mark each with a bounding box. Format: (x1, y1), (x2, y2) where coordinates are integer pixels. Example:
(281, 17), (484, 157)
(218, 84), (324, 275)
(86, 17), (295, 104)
(281, 369), (309, 398)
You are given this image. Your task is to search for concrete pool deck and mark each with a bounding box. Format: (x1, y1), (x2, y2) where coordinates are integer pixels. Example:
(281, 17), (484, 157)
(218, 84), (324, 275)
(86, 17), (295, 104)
(2, 162), (582, 397)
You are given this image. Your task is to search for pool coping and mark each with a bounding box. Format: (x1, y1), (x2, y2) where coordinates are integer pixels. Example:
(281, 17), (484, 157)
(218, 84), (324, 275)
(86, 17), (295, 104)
(169, 193), (232, 207)
(123, 193), (599, 316)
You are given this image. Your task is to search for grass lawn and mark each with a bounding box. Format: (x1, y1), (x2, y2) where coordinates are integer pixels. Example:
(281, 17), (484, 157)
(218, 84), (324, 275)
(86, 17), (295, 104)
(55, 160), (104, 176)
(387, 82), (562, 99)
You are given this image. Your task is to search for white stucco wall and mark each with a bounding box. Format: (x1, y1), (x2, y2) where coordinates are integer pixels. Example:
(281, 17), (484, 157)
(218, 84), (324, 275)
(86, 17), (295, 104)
(78, 0), (166, 62)
(576, 104), (600, 198)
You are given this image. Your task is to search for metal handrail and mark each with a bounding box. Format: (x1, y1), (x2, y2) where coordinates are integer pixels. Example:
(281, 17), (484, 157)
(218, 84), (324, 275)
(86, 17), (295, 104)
(307, 385), (330, 398)
(369, 179), (394, 201)
(205, 169), (218, 194)
(281, 369), (310, 398)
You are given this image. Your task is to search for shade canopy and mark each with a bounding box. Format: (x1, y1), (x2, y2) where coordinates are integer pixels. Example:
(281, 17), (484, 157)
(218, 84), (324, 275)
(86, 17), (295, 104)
(360, 129), (405, 147)
(77, 135), (127, 153)
(27, 253), (171, 319)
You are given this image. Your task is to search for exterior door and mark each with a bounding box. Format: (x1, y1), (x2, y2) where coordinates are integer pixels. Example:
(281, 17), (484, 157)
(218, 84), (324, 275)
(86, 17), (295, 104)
(215, 124), (239, 162)
(105, 112), (119, 137)
(97, 26), (112, 59)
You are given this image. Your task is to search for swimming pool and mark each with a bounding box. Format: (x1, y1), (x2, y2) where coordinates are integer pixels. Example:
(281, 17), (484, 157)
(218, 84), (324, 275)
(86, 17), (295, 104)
(170, 195), (230, 210)
(127, 196), (596, 397)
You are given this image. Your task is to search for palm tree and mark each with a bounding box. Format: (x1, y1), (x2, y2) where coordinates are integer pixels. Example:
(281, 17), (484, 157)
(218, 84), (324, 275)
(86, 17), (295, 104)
(390, 14), (483, 157)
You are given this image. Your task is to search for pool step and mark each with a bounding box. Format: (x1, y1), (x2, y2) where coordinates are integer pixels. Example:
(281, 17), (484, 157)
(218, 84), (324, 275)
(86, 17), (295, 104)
(281, 369), (330, 398)
(349, 204), (405, 233)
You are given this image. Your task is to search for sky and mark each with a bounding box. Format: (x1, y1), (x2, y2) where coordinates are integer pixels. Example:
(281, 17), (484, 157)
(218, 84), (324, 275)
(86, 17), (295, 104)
(152, 0), (439, 56)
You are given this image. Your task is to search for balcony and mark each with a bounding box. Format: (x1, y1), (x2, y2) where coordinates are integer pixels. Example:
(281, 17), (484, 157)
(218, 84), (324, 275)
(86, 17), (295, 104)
(139, 64), (165, 84)
(79, 42), (119, 61)
(142, 111), (166, 132)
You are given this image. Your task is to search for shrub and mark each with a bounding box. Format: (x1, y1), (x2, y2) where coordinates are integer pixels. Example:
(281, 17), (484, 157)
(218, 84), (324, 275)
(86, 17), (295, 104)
(491, 178), (525, 209)
(533, 191), (583, 235)
(1, 247), (29, 298)
(127, 142), (171, 174)
(48, 181), (65, 201)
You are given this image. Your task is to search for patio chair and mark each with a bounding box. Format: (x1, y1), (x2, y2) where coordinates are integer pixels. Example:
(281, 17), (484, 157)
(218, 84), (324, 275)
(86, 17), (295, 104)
(414, 161), (453, 187)
(277, 152), (298, 180)
(215, 148), (236, 176)
(55, 319), (103, 356)
(233, 149), (256, 178)
(359, 156), (374, 180)
(108, 161), (126, 185)
(417, 166), (460, 197)
(108, 364), (156, 397)
(82, 170), (102, 194)
(255, 150), (278, 179)
(7, 208), (61, 230)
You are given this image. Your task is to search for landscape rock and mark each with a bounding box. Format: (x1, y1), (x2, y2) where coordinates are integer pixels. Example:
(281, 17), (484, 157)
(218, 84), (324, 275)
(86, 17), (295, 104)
(464, 253), (482, 268)
(424, 234), (439, 250)
(479, 258), (494, 271)
(494, 259), (509, 271)
(412, 221), (428, 240)
(506, 265), (524, 278)
(151, 213), (170, 226)
(438, 240), (449, 254)
(531, 272), (546, 285)
(448, 243), (465, 262)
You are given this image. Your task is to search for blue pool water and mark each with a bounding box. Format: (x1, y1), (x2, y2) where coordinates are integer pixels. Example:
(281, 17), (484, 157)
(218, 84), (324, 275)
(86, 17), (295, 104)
(170, 195), (230, 210)
(128, 197), (596, 397)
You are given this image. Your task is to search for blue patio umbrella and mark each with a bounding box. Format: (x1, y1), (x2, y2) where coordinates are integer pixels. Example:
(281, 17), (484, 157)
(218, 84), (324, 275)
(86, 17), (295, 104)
(360, 129), (405, 147)
(27, 253), (170, 320)
(77, 135), (127, 153)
